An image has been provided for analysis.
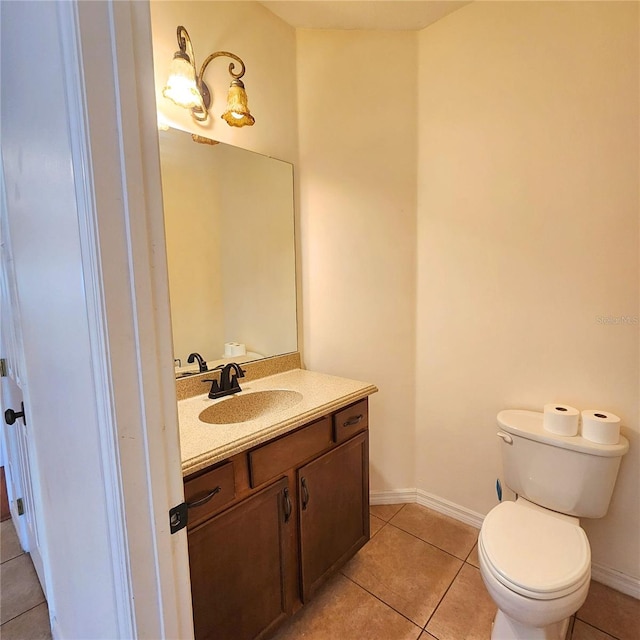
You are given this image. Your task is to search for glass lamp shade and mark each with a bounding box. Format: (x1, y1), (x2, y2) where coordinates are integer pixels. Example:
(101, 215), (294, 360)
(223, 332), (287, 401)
(162, 54), (205, 111)
(221, 79), (255, 127)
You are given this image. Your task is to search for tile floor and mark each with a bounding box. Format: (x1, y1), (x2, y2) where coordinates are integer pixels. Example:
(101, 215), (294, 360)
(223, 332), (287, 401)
(0, 519), (51, 639)
(272, 503), (640, 640)
(1, 506), (638, 640)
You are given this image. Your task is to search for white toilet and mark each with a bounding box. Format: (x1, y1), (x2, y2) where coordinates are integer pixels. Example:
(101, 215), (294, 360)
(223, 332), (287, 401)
(479, 409), (629, 640)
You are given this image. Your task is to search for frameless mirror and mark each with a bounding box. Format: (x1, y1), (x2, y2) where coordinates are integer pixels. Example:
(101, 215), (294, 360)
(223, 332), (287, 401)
(158, 128), (297, 377)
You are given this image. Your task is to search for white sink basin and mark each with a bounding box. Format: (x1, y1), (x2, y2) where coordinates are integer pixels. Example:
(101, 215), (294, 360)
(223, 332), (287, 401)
(198, 389), (303, 424)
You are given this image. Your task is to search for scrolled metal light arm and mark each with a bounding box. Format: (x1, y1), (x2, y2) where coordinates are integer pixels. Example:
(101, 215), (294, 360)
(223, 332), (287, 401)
(166, 26), (254, 126)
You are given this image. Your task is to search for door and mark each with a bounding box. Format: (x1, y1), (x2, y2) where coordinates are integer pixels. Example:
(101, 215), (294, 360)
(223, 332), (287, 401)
(188, 478), (291, 640)
(0, 2), (193, 637)
(298, 432), (370, 601)
(0, 167), (46, 588)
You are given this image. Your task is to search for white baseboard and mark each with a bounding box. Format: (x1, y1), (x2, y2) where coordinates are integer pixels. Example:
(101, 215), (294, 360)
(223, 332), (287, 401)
(369, 488), (417, 506)
(415, 489), (485, 529)
(591, 562), (640, 599)
(370, 488), (640, 599)
(370, 488), (483, 529)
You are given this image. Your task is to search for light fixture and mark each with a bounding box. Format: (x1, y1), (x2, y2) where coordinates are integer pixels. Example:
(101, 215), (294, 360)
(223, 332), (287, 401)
(163, 26), (255, 127)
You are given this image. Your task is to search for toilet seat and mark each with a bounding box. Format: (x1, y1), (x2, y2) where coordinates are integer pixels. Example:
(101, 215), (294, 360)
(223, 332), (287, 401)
(480, 501), (591, 600)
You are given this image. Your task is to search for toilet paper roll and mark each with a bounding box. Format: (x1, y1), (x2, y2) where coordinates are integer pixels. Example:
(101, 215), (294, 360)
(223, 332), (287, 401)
(223, 342), (247, 358)
(581, 410), (621, 445)
(543, 404), (580, 436)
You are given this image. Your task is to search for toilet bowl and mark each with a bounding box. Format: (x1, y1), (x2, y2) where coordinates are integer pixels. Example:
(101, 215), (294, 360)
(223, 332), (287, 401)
(479, 499), (591, 640)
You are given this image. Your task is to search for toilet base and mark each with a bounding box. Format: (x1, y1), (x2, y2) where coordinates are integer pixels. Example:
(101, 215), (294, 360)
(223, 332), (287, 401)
(491, 610), (571, 640)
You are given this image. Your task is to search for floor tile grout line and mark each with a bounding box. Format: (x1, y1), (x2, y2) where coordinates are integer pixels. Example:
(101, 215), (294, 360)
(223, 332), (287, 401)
(339, 570), (430, 632)
(420, 556), (468, 634)
(369, 503), (407, 524)
(0, 549), (26, 565)
(383, 520), (476, 565)
(574, 616), (622, 640)
(0, 599), (48, 627)
(341, 557), (481, 637)
(367, 507), (480, 635)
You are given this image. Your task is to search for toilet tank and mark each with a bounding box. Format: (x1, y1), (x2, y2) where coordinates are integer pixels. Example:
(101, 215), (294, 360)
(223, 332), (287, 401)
(497, 410), (629, 519)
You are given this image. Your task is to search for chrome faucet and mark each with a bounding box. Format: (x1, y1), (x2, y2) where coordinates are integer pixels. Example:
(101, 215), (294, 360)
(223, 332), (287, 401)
(203, 362), (246, 399)
(187, 352), (208, 373)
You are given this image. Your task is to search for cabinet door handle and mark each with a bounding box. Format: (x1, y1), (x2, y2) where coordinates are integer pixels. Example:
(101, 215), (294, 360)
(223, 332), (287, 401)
(343, 414), (363, 427)
(283, 488), (292, 522)
(301, 477), (310, 511)
(186, 486), (221, 509)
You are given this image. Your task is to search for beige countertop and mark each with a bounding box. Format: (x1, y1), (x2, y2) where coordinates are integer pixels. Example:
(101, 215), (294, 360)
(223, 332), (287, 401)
(179, 368), (377, 477)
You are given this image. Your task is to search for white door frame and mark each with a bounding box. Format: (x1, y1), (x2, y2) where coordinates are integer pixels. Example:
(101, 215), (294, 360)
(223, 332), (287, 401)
(68, 1), (194, 637)
(1, 1), (193, 637)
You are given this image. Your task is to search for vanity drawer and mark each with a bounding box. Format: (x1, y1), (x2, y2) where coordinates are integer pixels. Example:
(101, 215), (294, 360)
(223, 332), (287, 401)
(333, 399), (368, 443)
(248, 417), (333, 488)
(185, 461), (236, 528)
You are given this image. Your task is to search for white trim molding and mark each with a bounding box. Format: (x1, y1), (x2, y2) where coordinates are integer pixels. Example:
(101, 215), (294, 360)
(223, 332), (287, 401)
(415, 489), (484, 530)
(370, 488), (640, 599)
(370, 488), (417, 506)
(370, 488), (483, 529)
(591, 563), (640, 600)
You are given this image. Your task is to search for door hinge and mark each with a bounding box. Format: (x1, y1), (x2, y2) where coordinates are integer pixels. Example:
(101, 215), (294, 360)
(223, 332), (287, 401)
(0, 358), (7, 377)
(169, 502), (188, 534)
(16, 498), (24, 515)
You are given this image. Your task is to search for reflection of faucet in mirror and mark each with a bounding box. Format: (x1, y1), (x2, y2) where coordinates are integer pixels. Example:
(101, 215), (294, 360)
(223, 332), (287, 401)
(187, 352), (208, 373)
(203, 363), (246, 400)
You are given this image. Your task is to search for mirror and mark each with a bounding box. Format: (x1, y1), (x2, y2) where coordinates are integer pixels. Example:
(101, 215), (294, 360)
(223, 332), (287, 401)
(158, 128), (297, 376)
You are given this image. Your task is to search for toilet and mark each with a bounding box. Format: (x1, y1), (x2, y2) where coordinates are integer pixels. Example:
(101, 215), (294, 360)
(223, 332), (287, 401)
(479, 409), (629, 640)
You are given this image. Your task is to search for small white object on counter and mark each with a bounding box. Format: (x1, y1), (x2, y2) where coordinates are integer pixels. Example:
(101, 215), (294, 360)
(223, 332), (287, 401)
(224, 342), (246, 357)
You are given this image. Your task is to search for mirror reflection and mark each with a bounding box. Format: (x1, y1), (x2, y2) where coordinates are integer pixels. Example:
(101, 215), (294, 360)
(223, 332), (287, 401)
(158, 129), (297, 377)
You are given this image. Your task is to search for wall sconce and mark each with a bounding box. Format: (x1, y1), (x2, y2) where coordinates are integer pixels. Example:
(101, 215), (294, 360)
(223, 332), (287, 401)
(162, 26), (255, 127)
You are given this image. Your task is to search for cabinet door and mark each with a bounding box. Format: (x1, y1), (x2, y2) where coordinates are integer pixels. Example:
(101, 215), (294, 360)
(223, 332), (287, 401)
(298, 432), (369, 601)
(188, 477), (291, 640)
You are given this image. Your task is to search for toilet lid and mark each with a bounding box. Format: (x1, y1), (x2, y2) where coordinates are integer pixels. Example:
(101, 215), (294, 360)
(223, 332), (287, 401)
(480, 501), (591, 598)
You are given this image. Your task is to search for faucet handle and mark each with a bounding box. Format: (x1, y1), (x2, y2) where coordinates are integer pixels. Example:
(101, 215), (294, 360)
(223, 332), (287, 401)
(202, 378), (221, 398)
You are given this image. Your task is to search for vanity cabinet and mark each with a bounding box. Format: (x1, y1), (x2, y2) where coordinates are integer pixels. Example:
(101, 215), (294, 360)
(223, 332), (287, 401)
(298, 431), (368, 601)
(184, 398), (370, 640)
(188, 478), (290, 640)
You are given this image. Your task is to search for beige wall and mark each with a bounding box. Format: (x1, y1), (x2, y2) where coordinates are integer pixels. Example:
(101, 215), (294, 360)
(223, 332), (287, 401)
(416, 2), (639, 579)
(296, 30), (418, 491)
(151, 0), (639, 583)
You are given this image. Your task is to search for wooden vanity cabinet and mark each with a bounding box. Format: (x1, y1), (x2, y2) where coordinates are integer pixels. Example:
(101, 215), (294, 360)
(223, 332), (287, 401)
(184, 398), (370, 640)
(298, 431), (369, 601)
(188, 478), (290, 640)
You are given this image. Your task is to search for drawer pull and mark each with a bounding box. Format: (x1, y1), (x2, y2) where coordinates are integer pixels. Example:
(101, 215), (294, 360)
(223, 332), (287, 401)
(343, 414), (364, 428)
(187, 486), (222, 509)
(301, 477), (310, 510)
(283, 488), (292, 523)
